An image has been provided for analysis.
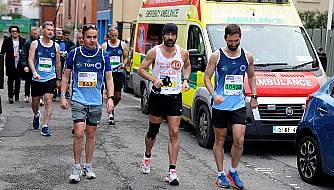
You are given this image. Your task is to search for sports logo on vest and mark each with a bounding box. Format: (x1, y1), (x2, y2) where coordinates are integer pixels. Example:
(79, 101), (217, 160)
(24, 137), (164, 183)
(171, 60), (181, 70)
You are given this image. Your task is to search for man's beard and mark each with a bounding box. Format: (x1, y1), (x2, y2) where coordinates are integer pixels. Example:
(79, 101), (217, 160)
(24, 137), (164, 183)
(163, 38), (176, 47)
(227, 43), (240, 51)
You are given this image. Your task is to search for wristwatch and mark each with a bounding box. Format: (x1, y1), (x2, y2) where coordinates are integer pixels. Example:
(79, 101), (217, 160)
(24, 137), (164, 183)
(251, 94), (258, 99)
(108, 96), (115, 100)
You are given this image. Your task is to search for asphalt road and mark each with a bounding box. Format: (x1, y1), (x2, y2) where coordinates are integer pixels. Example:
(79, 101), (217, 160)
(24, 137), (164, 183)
(0, 91), (333, 190)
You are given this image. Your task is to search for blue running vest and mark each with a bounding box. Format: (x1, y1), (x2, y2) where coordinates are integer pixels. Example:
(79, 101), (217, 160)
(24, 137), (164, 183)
(33, 39), (57, 82)
(213, 48), (249, 111)
(71, 46), (106, 105)
(106, 41), (123, 72)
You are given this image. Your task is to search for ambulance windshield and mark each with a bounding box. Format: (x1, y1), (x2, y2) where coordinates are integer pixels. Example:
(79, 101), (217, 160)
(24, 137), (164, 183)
(207, 24), (318, 71)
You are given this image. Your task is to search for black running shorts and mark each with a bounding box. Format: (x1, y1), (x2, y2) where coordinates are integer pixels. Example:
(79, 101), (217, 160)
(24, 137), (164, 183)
(31, 78), (57, 97)
(212, 107), (246, 128)
(148, 92), (182, 117)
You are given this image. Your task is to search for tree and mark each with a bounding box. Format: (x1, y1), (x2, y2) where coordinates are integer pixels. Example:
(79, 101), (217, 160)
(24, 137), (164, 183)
(299, 10), (334, 29)
(0, 0), (8, 15)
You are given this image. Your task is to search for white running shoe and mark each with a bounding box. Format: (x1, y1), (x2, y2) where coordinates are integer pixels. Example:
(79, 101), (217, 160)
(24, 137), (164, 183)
(141, 156), (151, 174)
(69, 165), (81, 183)
(165, 169), (179, 186)
(24, 96), (29, 103)
(82, 163), (96, 179)
(39, 98), (44, 106)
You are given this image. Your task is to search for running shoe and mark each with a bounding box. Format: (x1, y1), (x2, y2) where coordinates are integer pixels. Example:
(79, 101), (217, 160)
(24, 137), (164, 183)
(33, 111), (40, 130)
(215, 172), (230, 188)
(39, 98), (44, 106)
(227, 170), (244, 190)
(69, 165), (81, 183)
(41, 126), (52, 136)
(82, 164), (96, 179)
(8, 98), (14, 104)
(24, 96), (29, 103)
(108, 113), (115, 126)
(165, 169), (179, 186)
(141, 156), (151, 174)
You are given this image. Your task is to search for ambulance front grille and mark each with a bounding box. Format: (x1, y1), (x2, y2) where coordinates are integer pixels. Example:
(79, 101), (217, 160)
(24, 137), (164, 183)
(258, 104), (304, 120)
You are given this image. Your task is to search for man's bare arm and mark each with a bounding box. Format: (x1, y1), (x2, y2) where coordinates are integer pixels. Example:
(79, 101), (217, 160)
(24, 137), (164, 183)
(246, 52), (256, 95)
(204, 52), (219, 95)
(55, 43), (61, 78)
(182, 49), (191, 80)
(28, 40), (37, 74)
(105, 71), (114, 97)
(138, 48), (156, 82)
(122, 42), (129, 67)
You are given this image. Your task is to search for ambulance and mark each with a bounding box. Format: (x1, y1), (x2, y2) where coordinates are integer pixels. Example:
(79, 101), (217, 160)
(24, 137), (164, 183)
(124, 0), (327, 148)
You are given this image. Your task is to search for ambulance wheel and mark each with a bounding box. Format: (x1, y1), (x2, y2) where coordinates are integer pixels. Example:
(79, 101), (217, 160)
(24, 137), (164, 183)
(140, 85), (149, 115)
(195, 104), (214, 148)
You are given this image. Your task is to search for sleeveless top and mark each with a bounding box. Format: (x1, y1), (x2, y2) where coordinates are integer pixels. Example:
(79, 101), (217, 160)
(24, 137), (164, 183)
(33, 39), (57, 82)
(71, 46), (106, 105)
(152, 45), (184, 95)
(213, 48), (249, 111)
(105, 40), (123, 72)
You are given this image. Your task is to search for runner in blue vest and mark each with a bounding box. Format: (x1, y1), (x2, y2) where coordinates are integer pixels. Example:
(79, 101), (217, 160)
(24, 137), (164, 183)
(60, 24), (114, 183)
(101, 27), (129, 126)
(28, 21), (61, 136)
(204, 24), (257, 190)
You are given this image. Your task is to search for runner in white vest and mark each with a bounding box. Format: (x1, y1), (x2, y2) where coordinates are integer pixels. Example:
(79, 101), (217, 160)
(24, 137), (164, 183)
(138, 23), (191, 186)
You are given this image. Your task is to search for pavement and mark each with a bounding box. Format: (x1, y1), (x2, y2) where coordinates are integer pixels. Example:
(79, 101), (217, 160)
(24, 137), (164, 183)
(0, 87), (133, 189)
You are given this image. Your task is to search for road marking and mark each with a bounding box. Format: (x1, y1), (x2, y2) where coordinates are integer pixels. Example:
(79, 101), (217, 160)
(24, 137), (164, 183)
(254, 168), (273, 172)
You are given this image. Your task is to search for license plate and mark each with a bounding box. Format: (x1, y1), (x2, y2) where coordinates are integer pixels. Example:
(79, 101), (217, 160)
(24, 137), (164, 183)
(273, 126), (297, 134)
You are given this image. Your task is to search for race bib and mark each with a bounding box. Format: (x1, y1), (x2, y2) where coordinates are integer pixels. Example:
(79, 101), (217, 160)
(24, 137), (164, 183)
(39, 57), (52, 72)
(224, 75), (243, 95)
(78, 72), (97, 88)
(110, 56), (121, 68)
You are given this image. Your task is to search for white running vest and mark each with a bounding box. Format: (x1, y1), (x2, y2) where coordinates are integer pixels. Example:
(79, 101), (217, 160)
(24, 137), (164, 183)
(152, 45), (184, 95)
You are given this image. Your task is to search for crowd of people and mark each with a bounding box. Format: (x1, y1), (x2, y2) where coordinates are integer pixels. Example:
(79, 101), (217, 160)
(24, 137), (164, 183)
(1, 22), (257, 189)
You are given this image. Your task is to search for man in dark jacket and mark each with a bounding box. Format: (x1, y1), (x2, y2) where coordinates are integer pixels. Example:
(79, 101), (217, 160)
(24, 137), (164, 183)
(0, 25), (26, 103)
(20, 26), (39, 103)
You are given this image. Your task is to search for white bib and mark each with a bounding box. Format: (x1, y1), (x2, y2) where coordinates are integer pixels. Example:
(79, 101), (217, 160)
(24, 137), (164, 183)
(39, 57), (52, 72)
(78, 72), (97, 88)
(224, 75), (243, 95)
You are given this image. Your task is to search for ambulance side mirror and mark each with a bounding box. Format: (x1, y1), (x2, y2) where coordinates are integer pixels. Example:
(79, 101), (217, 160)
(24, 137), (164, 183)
(188, 49), (206, 72)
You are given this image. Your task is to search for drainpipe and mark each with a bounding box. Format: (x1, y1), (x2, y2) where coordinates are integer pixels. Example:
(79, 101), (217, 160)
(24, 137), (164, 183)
(74, 0), (79, 44)
(326, 0), (333, 52)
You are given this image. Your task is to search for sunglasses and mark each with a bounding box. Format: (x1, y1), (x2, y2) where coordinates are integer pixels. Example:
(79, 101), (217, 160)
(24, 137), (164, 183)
(83, 24), (97, 32)
(110, 35), (117, 37)
(11, 30), (18, 33)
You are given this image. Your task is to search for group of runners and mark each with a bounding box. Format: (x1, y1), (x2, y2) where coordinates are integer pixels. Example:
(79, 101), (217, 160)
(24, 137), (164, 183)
(6, 21), (257, 189)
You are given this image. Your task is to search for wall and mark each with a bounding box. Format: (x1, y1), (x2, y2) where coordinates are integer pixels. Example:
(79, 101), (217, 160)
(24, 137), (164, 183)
(293, 0), (329, 12)
(112, 0), (141, 40)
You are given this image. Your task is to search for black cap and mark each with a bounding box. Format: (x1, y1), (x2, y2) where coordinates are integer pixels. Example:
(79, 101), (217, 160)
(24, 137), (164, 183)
(162, 23), (178, 36)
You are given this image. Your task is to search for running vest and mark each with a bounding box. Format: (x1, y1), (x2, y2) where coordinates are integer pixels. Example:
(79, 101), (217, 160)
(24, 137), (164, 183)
(33, 39), (57, 82)
(105, 40), (123, 72)
(152, 45), (184, 95)
(71, 46), (106, 106)
(213, 48), (249, 111)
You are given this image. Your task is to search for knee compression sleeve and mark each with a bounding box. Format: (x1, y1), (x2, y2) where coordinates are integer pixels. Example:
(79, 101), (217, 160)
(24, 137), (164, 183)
(146, 122), (160, 140)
